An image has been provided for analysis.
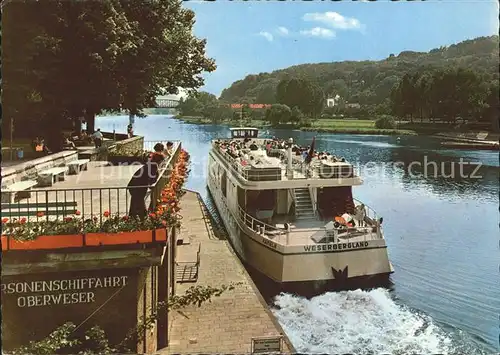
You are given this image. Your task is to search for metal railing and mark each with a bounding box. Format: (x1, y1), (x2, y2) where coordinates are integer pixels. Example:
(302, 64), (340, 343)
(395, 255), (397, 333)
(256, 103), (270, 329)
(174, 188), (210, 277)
(2, 186), (145, 223)
(237, 205), (286, 236)
(235, 204), (380, 245)
(233, 198), (383, 245)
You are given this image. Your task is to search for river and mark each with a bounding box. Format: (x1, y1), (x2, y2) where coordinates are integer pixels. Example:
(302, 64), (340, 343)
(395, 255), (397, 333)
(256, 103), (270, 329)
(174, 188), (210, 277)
(97, 115), (499, 354)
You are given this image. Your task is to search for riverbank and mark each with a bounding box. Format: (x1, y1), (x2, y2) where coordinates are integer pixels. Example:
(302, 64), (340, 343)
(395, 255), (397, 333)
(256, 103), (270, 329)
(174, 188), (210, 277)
(440, 141), (499, 150)
(175, 116), (417, 136)
(162, 190), (294, 353)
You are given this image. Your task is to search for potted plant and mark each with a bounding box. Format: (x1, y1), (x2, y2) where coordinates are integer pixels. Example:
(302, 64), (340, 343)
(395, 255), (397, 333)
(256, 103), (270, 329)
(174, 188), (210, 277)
(2, 214), (84, 250)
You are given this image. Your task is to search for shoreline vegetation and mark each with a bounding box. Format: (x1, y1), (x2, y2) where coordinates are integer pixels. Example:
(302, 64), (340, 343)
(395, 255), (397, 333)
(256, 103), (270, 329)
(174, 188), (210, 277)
(175, 115), (429, 136)
(173, 116), (499, 150)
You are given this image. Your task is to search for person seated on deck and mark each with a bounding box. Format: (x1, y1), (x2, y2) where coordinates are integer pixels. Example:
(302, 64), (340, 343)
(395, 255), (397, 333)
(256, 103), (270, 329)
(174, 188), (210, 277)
(249, 141), (259, 151)
(33, 137), (52, 155)
(32, 137), (41, 152)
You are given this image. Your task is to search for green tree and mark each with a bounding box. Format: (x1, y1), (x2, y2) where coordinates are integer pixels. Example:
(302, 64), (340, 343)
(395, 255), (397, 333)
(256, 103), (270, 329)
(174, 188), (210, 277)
(2, 0), (215, 143)
(195, 91), (219, 119)
(214, 105), (234, 123)
(265, 104), (291, 127)
(414, 73), (433, 121)
(177, 96), (200, 117)
(390, 73), (418, 122)
(276, 78), (324, 118)
(375, 115), (396, 129)
(290, 106), (304, 124)
(480, 83), (499, 130)
(118, 0), (216, 118)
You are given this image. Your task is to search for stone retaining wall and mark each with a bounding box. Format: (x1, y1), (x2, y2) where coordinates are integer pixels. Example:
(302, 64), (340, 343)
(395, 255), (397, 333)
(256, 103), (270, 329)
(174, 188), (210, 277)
(109, 135), (144, 155)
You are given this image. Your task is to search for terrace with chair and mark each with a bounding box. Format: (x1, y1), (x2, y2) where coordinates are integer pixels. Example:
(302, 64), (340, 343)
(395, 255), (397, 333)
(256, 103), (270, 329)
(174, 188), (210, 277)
(1, 140), (183, 248)
(0, 141), (188, 354)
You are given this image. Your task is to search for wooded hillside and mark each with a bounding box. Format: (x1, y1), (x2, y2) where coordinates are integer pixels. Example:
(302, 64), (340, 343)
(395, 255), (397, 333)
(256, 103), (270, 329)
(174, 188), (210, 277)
(220, 36), (499, 109)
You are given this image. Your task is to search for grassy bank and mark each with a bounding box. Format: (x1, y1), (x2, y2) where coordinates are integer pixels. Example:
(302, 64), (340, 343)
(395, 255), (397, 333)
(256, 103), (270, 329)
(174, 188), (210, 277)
(301, 127), (416, 135)
(175, 116), (417, 136)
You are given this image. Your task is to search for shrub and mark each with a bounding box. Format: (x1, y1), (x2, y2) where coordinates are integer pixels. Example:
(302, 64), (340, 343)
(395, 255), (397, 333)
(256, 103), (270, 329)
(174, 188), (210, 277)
(375, 115), (396, 129)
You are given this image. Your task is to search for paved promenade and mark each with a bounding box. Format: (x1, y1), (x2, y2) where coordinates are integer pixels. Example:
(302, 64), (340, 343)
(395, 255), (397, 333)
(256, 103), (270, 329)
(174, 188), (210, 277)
(159, 190), (294, 354)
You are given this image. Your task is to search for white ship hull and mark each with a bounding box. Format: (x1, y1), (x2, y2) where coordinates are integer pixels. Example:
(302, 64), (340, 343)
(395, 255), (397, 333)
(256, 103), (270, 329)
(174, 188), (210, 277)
(207, 153), (393, 292)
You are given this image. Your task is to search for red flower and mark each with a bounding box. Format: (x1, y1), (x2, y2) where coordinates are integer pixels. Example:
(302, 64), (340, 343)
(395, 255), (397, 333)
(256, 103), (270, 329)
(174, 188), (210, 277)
(64, 217), (73, 222)
(2, 218), (8, 223)
(149, 213), (156, 218)
(161, 220), (167, 226)
(122, 215), (129, 221)
(75, 210), (81, 216)
(20, 218), (27, 224)
(37, 212), (44, 217)
(103, 211), (110, 218)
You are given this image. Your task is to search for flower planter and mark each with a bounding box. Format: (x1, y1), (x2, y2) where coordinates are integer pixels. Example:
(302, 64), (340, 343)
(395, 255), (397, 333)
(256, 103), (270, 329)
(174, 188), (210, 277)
(107, 155), (147, 166)
(9, 234), (83, 250)
(155, 228), (167, 242)
(86, 230), (153, 246)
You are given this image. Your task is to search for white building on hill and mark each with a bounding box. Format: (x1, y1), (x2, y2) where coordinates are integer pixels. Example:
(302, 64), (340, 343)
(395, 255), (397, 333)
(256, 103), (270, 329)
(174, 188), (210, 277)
(326, 94), (341, 108)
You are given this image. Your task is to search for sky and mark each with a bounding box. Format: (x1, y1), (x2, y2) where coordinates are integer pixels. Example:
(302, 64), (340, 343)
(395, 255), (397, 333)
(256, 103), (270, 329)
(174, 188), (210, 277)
(180, 0), (499, 98)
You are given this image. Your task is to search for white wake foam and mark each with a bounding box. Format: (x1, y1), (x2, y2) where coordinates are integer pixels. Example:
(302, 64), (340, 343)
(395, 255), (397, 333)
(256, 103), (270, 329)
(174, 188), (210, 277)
(272, 288), (454, 354)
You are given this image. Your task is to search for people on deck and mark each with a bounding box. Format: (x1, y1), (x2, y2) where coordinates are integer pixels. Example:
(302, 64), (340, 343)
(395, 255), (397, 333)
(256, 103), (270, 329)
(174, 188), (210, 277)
(92, 129), (104, 148)
(215, 135), (345, 169)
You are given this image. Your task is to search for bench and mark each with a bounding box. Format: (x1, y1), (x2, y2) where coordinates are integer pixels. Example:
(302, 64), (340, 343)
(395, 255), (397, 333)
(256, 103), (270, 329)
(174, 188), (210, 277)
(37, 167), (68, 187)
(1, 180), (38, 203)
(67, 159), (90, 175)
(1, 201), (78, 218)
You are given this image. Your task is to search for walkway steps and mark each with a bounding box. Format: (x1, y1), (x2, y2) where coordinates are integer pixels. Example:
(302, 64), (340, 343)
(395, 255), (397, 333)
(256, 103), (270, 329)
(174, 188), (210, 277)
(294, 188), (315, 220)
(159, 190), (293, 354)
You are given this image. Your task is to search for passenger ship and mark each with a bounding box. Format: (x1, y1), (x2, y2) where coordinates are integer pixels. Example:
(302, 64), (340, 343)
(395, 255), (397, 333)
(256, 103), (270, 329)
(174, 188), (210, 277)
(207, 127), (393, 294)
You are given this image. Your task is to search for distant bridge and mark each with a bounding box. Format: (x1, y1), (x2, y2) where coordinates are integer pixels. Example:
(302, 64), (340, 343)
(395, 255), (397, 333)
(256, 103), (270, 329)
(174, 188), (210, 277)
(155, 97), (179, 108)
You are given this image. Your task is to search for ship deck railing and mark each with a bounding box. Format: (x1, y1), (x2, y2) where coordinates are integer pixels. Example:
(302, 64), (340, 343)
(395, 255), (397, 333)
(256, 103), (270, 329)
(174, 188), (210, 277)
(236, 205), (382, 247)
